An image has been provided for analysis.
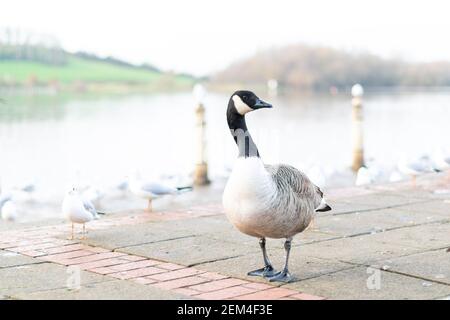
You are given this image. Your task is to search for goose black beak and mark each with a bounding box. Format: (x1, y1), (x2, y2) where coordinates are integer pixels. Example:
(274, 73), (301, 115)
(253, 99), (272, 109)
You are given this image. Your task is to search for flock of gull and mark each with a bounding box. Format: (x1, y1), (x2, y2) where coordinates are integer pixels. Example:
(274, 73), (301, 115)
(0, 151), (449, 238)
(355, 151), (450, 187)
(0, 173), (192, 238)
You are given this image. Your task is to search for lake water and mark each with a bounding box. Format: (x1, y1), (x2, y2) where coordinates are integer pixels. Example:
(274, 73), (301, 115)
(1, 89), (449, 206)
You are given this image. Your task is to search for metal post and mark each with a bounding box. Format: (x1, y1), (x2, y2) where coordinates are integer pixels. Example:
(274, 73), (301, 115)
(351, 84), (365, 172)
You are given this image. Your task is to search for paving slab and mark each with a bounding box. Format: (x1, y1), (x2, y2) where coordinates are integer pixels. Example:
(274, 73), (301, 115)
(293, 233), (424, 264)
(393, 199), (450, 217)
(281, 266), (450, 300)
(78, 222), (198, 250)
(0, 218), (65, 232)
(373, 249), (450, 285)
(321, 201), (376, 215)
(79, 216), (230, 250)
(378, 188), (450, 201)
(314, 207), (450, 236)
(14, 279), (189, 300)
(196, 250), (354, 284)
(0, 262), (109, 297)
(363, 222), (450, 250)
(337, 192), (429, 207)
(0, 251), (42, 268)
(117, 235), (255, 266)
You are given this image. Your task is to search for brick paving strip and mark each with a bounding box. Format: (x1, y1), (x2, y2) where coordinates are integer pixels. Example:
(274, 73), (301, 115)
(0, 205), (325, 300)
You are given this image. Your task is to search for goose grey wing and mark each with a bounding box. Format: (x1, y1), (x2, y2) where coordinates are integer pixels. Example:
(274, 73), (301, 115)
(265, 164), (324, 209)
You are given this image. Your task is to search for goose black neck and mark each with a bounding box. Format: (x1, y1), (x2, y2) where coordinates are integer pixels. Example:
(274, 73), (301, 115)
(227, 100), (260, 158)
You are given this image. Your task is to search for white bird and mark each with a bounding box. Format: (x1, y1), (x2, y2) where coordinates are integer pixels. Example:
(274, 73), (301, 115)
(355, 166), (375, 186)
(20, 183), (36, 194)
(1, 199), (18, 221)
(81, 195), (101, 220)
(389, 170), (405, 183)
(13, 182), (36, 200)
(430, 149), (450, 172)
(397, 155), (434, 186)
(129, 174), (192, 211)
(223, 91), (331, 283)
(62, 188), (94, 240)
(115, 180), (129, 193)
(0, 192), (12, 210)
(83, 186), (105, 204)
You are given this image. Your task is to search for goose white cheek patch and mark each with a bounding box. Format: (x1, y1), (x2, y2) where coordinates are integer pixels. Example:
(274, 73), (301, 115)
(233, 95), (253, 115)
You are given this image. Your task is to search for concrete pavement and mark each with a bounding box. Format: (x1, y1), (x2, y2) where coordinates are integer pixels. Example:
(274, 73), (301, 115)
(0, 171), (449, 299)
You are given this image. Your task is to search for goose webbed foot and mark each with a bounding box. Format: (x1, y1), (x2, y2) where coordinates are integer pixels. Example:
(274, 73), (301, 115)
(266, 237), (294, 283)
(249, 237), (277, 277)
(248, 265), (277, 277)
(266, 269), (294, 283)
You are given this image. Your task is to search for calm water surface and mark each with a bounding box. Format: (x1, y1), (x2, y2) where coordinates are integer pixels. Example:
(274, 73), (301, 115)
(1, 89), (449, 203)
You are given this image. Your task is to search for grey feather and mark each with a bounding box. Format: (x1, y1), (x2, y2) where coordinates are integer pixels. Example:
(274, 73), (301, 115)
(0, 194), (12, 210)
(264, 164), (325, 235)
(141, 182), (177, 195)
(82, 198), (99, 219)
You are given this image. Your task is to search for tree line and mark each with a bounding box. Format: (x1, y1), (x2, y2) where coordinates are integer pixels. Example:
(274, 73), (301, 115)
(0, 28), (66, 65)
(212, 44), (450, 90)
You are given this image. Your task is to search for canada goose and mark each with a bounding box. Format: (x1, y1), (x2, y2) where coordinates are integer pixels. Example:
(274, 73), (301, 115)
(223, 90), (331, 283)
(62, 188), (95, 240)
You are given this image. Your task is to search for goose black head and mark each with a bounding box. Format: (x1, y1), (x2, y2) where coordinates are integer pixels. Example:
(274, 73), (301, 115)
(229, 90), (272, 116)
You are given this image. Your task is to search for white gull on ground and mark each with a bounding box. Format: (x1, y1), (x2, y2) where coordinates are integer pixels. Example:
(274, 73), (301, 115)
(397, 155), (435, 186)
(62, 188), (95, 239)
(1, 199), (19, 222)
(129, 173), (192, 211)
(355, 166), (375, 186)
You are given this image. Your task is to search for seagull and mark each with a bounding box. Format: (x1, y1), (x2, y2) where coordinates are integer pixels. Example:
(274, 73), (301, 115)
(83, 186), (105, 205)
(1, 199), (18, 221)
(115, 180), (129, 193)
(430, 149), (450, 172)
(81, 195), (102, 220)
(129, 174), (192, 211)
(20, 183), (36, 194)
(9, 182), (36, 201)
(389, 170), (405, 183)
(355, 166), (375, 186)
(62, 188), (95, 240)
(397, 155), (435, 186)
(223, 91), (331, 283)
(0, 192), (12, 211)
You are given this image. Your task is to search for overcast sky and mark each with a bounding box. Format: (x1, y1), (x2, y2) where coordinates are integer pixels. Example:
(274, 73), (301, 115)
(1, 0), (450, 76)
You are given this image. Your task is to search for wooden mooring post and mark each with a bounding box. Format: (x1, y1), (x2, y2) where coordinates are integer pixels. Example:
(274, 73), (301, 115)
(193, 84), (210, 186)
(351, 84), (365, 172)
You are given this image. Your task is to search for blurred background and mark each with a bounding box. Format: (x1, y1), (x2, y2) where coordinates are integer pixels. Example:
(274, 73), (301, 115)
(1, 0), (450, 222)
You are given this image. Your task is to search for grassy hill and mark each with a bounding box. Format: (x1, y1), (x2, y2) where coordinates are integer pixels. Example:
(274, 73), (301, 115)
(0, 47), (194, 91)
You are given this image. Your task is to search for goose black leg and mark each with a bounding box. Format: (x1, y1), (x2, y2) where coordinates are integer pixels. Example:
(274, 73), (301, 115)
(267, 238), (293, 283)
(248, 238), (277, 277)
